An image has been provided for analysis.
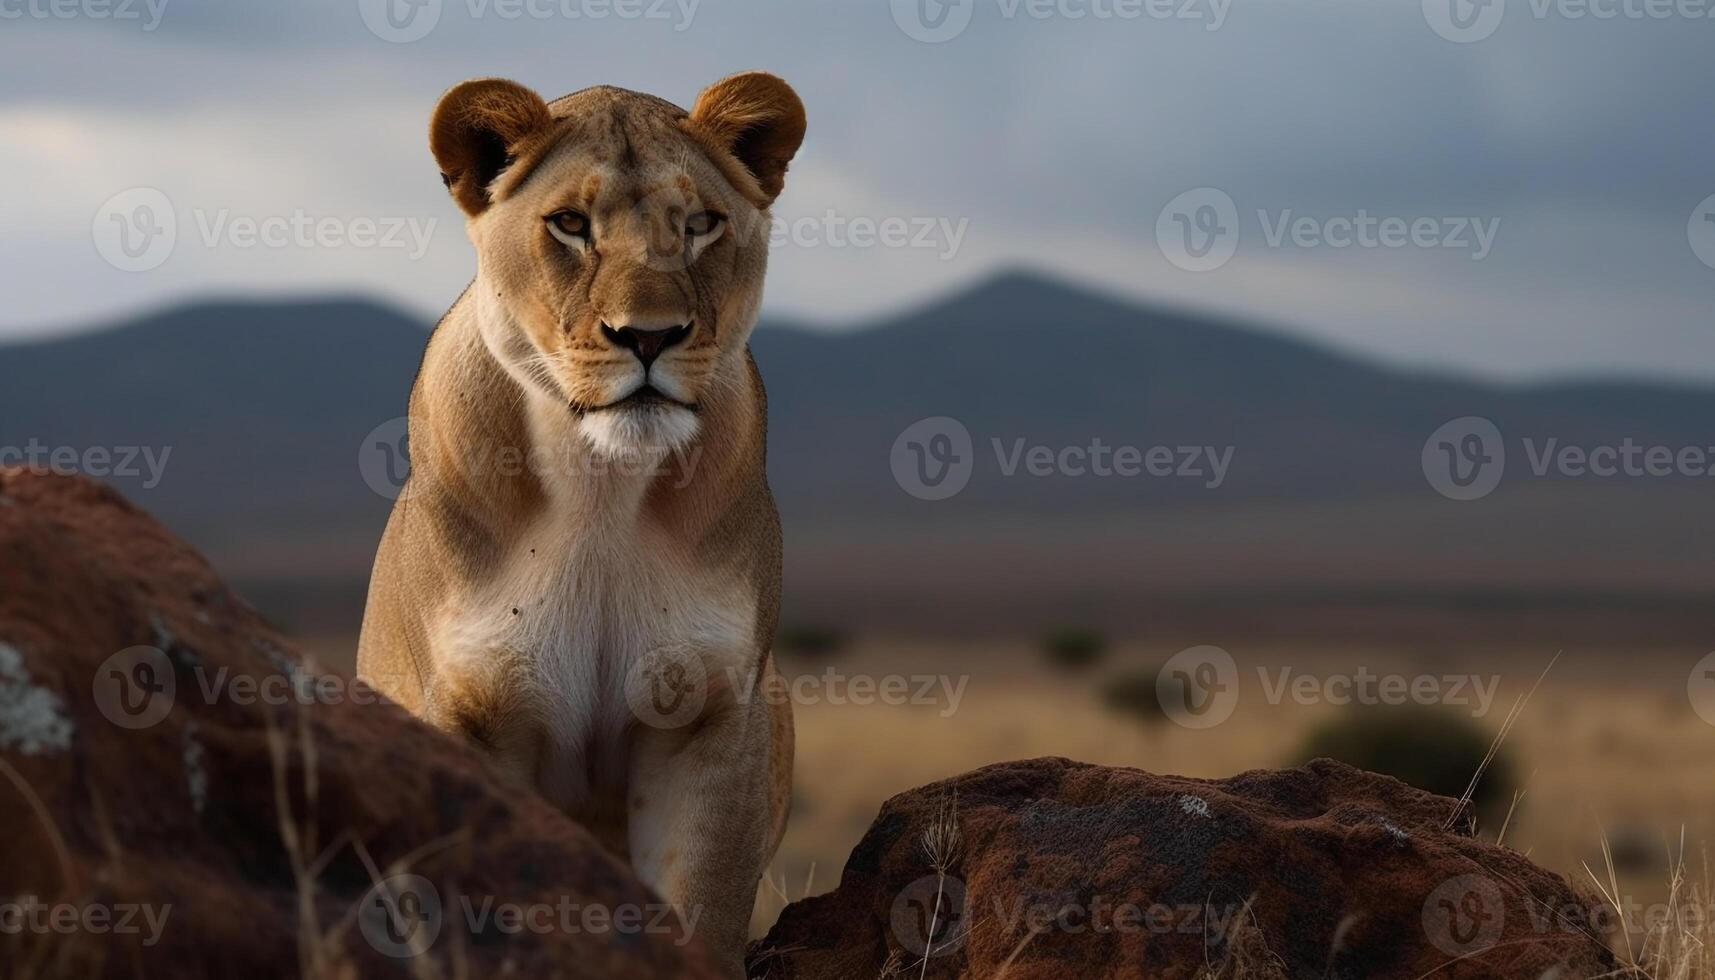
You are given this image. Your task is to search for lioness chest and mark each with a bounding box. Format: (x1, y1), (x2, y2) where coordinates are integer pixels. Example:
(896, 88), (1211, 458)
(432, 506), (758, 815)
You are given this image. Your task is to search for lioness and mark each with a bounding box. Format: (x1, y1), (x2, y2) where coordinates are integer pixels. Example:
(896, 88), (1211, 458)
(357, 72), (804, 975)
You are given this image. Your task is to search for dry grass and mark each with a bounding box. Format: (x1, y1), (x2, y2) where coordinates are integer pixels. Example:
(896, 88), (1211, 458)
(1589, 835), (1715, 980)
(757, 637), (1715, 978)
(264, 708), (467, 980)
(0, 754), (91, 979)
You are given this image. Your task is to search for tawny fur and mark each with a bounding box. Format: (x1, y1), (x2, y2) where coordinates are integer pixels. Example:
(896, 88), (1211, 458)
(357, 73), (805, 977)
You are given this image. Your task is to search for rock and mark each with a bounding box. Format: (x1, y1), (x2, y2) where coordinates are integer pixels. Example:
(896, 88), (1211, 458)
(752, 757), (1616, 979)
(0, 468), (721, 979)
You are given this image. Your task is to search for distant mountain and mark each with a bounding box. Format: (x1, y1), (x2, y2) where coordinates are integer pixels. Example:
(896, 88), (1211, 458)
(0, 298), (426, 629)
(3, 272), (1712, 640)
(757, 270), (1715, 516)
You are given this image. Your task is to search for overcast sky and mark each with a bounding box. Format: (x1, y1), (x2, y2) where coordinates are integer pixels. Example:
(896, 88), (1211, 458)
(2, 0), (1711, 381)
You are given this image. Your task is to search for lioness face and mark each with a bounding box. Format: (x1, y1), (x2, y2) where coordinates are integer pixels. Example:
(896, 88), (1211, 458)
(430, 76), (805, 458)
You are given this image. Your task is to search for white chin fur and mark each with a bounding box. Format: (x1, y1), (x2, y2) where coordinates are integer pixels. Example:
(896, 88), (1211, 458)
(578, 404), (701, 459)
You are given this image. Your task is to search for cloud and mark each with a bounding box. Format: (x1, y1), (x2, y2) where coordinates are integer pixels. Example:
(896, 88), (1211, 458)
(1, 0), (1711, 379)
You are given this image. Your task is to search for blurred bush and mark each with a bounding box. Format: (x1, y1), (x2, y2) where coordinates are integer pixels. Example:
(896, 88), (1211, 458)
(776, 625), (848, 661)
(1602, 821), (1660, 875)
(1294, 705), (1516, 824)
(1100, 670), (1166, 727)
(1041, 628), (1106, 672)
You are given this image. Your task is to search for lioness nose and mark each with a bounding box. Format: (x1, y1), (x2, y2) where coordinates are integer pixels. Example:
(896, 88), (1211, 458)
(601, 322), (693, 369)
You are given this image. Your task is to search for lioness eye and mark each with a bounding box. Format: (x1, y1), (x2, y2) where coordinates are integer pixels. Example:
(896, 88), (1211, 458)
(685, 210), (724, 239)
(545, 210), (591, 245)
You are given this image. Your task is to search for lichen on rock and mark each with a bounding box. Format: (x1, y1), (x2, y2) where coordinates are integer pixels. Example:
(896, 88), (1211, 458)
(0, 641), (73, 755)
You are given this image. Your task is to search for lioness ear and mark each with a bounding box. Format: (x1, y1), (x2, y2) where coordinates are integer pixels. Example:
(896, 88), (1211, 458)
(430, 78), (554, 216)
(687, 72), (806, 206)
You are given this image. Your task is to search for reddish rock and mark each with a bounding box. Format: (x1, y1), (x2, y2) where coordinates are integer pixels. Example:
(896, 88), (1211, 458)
(753, 757), (1616, 979)
(0, 468), (720, 979)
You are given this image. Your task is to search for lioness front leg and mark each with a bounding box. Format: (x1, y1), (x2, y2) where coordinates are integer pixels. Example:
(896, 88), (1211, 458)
(628, 693), (776, 976)
(420, 654), (544, 790)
